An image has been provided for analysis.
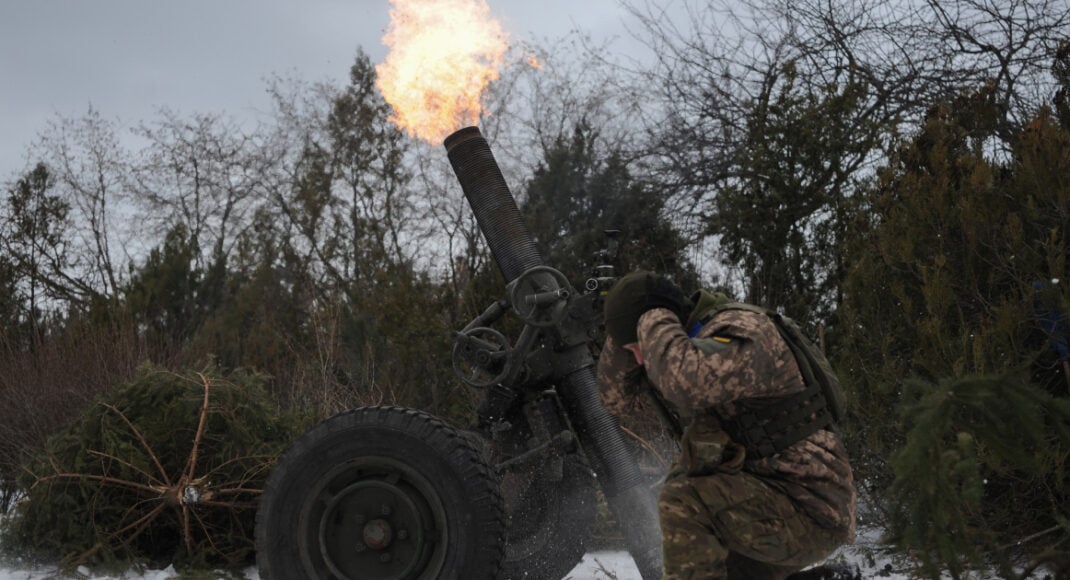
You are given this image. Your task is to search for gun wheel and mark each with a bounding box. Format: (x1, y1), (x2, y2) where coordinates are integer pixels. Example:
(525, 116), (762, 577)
(255, 406), (505, 580)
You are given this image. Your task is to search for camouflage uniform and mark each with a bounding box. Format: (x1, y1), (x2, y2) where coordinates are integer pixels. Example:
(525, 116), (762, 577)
(597, 307), (856, 580)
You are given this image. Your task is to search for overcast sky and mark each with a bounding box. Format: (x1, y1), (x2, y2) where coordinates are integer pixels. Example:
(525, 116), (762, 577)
(0, 0), (665, 182)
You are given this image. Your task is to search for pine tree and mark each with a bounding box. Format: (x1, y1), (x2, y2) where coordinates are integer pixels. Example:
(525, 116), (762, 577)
(4, 163), (72, 339)
(522, 122), (698, 289)
(838, 83), (1070, 570)
(326, 49), (412, 285)
(10, 366), (306, 570)
(124, 224), (207, 356)
(0, 254), (23, 352)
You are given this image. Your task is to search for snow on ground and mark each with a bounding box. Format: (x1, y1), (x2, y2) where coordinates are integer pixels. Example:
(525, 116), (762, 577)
(0, 525), (984, 580)
(564, 526), (916, 580)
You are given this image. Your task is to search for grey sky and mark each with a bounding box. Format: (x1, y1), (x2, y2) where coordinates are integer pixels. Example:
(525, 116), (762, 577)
(0, 0), (658, 181)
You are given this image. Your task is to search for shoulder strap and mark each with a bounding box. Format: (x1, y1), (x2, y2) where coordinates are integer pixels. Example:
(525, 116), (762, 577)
(699, 301), (845, 425)
(696, 301), (846, 457)
(693, 299), (768, 324)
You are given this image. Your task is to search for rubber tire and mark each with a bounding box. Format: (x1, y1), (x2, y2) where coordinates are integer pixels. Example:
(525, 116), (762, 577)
(255, 406), (505, 580)
(498, 453), (597, 580)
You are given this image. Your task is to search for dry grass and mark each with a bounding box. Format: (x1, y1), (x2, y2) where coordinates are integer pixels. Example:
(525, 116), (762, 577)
(0, 319), (148, 511)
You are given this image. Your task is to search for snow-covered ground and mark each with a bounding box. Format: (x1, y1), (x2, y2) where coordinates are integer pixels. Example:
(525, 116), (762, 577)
(0, 525), (987, 579)
(563, 526), (898, 580)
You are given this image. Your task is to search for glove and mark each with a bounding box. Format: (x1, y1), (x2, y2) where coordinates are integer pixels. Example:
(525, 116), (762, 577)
(603, 271), (689, 345)
(645, 274), (689, 319)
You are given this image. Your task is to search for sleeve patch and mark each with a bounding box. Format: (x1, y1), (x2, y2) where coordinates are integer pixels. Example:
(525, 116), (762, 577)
(690, 336), (737, 354)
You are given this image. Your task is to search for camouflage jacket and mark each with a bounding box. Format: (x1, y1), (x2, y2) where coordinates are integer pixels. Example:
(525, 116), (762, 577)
(597, 307), (856, 536)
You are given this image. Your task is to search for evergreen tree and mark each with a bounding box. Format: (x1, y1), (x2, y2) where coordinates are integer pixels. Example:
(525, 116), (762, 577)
(124, 224), (207, 356)
(197, 261), (304, 383)
(1055, 41), (1070, 129)
(187, 215), (314, 408)
(522, 122), (698, 289)
(4, 163), (73, 337)
(326, 49), (413, 284)
(11, 366), (305, 569)
(271, 50), (414, 298)
(281, 141), (340, 288)
(0, 253), (25, 352)
(888, 372), (1070, 577)
(838, 84), (1070, 570)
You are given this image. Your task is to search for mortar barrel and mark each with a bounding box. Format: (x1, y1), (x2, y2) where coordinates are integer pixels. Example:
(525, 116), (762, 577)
(444, 125), (663, 579)
(444, 126), (544, 283)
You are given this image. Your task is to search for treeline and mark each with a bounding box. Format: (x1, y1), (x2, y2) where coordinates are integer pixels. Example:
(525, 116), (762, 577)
(1, 0), (1069, 574)
(0, 49), (698, 506)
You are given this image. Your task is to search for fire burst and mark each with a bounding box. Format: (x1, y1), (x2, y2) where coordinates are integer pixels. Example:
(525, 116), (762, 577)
(376, 0), (508, 144)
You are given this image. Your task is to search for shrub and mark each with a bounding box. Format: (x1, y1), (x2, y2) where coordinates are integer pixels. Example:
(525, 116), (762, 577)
(889, 372), (1070, 576)
(5, 365), (306, 571)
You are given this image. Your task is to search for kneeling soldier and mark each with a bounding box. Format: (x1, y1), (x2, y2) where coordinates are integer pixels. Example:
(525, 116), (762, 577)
(598, 271), (856, 580)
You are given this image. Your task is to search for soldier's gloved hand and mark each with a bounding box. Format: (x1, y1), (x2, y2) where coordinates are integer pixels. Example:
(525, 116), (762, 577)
(603, 271), (690, 345)
(644, 274), (689, 321)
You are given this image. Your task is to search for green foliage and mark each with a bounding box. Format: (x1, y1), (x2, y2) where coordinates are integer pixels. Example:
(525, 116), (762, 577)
(1054, 41), (1070, 130)
(192, 229), (476, 422)
(125, 224), (211, 354)
(341, 263), (479, 424)
(188, 241), (312, 406)
(0, 253), (25, 352)
(708, 63), (881, 328)
(324, 49), (412, 284)
(839, 85), (1070, 569)
(840, 88), (1069, 443)
(522, 122), (698, 288)
(6, 365), (306, 571)
(889, 372), (1070, 577)
(1, 162), (70, 347)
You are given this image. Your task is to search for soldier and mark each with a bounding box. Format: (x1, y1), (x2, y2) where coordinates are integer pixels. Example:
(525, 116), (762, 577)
(598, 271), (856, 580)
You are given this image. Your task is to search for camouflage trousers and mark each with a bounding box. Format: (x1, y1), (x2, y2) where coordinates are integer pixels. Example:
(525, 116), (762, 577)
(659, 470), (844, 580)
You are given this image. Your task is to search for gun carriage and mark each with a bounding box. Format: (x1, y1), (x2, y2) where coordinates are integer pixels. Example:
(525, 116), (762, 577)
(255, 126), (663, 580)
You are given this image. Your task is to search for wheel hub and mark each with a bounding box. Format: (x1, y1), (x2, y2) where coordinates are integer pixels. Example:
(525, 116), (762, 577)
(316, 476), (435, 580)
(362, 518), (394, 550)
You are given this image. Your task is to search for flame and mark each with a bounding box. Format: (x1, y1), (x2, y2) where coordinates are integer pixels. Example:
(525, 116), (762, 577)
(376, 0), (508, 144)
